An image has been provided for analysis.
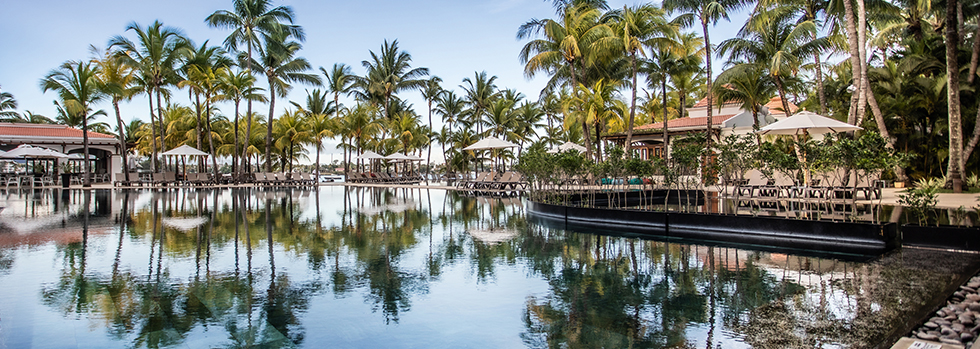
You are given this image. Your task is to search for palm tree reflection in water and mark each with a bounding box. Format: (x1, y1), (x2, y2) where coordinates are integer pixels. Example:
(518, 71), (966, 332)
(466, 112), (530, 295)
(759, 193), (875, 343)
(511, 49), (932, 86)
(23, 187), (978, 348)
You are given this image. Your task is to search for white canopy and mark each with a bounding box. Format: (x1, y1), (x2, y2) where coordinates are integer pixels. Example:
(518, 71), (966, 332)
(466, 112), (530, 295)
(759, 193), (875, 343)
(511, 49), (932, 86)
(384, 153), (424, 161)
(0, 144), (69, 159)
(547, 141), (586, 154)
(355, 150), (385, 160)
(161, 144), (209, 157)
(66, 153), (97, 160)
(463, 136), (518, 151)
(756, 111), (862, 135)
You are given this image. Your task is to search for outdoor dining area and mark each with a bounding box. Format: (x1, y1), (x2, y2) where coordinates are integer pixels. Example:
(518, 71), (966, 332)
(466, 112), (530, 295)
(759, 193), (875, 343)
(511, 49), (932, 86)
(345, 150), (426, 184)
(0, 144), (108, 188)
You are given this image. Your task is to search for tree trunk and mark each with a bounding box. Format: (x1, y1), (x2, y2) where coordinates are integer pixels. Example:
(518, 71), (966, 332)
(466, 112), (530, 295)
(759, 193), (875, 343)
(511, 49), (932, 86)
(855, 0), (869, 126)
(662, 78), (670, 162)
(243, 103), (252, 173)
(206, 99), (219, 181)
(946, 0), (964, 192)
(156, 87), (166, 171)
(962, 107), (980, 176)
(266, 77), (276, 173)
(113, 98), (130, 183)
(969, 24), (979, 84)
(148, 94), (157, 173)
(842, 0), (862, 126)
(775, 78), (792, 118)
(571, 60), (592, 161)
(813, 51), (827, 115)
(864, 79), (906, 181)
(703, 19), (714, 147)
(625, 53), (638, 157)
(82, 111), (91, 187)
(233, 99), (240, 175)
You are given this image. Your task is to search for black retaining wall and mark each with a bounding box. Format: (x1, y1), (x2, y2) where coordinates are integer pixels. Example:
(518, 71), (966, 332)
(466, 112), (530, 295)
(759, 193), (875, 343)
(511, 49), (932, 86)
(528, 200), (900, 255)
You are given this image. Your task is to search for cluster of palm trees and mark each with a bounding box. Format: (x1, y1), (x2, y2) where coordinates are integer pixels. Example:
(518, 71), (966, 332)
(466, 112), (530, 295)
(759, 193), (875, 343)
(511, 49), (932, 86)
(1, 0), (977, 187)
(516, 0), (978, 190)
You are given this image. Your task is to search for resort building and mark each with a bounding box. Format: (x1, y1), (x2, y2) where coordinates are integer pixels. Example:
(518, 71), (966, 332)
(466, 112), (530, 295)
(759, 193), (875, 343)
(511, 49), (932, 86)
(606, 96), (799, 160)
(0, 122), (123, 177)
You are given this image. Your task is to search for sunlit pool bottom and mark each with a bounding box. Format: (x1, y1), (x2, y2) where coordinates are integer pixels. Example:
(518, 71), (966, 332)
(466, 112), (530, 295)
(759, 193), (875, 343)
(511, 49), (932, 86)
(0, 187), (976, 348)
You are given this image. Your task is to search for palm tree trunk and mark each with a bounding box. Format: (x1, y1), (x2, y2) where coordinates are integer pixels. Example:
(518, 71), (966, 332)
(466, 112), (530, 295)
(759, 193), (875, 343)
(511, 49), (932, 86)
(946, 0), (964, 192)
(626, 53), (639, 157)
(856, 0), (870, 126)
(969, 24), (980, 84)
(570, 59), (592, 161)
(243, 106), (252, 173)
(962, 107), (980, 175)
(842, 0), (862, 126)
(233, 99), (240, 175)
(148, 94), (157, 173)
(155, 87), (166, 170)
(662, 77), (669, 162)
(266, 82), (275, 173)
(113, 98), (130, 182)
(81, 111), (91, 187)
(813, 51), (827, 115)
(702, 19), (714, 146)
(206, 99), (219, 180)
(775, 78), (792, 118)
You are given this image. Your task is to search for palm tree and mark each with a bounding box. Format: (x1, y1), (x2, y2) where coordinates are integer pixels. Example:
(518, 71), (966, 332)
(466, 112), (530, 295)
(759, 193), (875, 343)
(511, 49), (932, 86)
(717, 8), (830, 117)
(110, 21), (189, 172)
(518, 2), (615, 159)
(182, 65), (226, 178)
(0, 85), (18, 120)
(567, 79), (621, 161)
(435, 90), (465, 133)
(252, 33), (321, 171)
(353, 40), (429, 120)
(40, 61), (106, 187)
(207, 0), (303, 157)
(665, 0), (748, 145)
(218, 69), (266, 174)
(273, 109), (310, 172)
(945, 0), (964, 191)
(713, 65), (777, 143)
(91, 45), (139, 183)
(339, 104), (381, 172)
(419, 76), (443, 178)
(614, 4), (676, 156)
(460, 71), (499, 134)
(6, 110), (54, 124)
(180, 42), (233, 152)
(321, 63), (356, 114)
(291, 89), (335, 174)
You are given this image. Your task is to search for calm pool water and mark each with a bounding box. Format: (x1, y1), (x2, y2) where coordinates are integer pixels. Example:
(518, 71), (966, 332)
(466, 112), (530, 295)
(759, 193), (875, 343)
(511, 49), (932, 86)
(0, 187), (977, 348)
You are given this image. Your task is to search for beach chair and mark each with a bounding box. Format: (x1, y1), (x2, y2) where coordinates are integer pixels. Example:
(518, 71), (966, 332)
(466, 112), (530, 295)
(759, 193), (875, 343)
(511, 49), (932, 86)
(735, 170), (767, 197)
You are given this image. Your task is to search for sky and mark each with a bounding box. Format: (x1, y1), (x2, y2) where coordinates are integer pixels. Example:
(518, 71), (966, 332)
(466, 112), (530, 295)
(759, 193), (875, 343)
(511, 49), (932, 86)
(0, 0), (748, 164)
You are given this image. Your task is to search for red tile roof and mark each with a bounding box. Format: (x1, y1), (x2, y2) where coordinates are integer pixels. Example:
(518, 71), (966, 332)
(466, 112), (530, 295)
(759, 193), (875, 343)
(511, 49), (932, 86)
(0, 123), (115, 139)
(691, 96), (798, 114)
(634, 115), (735, 131)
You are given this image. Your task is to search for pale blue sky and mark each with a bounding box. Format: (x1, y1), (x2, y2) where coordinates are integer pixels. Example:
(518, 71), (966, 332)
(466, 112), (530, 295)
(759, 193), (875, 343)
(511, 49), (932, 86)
(0, 0), (747, 160)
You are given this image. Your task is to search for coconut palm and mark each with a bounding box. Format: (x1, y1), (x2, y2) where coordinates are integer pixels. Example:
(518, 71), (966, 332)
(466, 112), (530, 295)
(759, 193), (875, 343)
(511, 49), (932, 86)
(180, 41), (233, 151)
(182, 65), (226, 178)
(218, 69), (266, 173)
(713, 65), (777, 143)
(91, 45), (139, 182)
(944, 0), (964, 191)
(110, 21), (190, 172)
(273, 108), (310, 172)
(717, 8), (830, 118)
(252, 32), (321, 171)
(435, 90), (465, 134)
(460, 71), (499, 134)
(207, 0), (303, 158)
(339, 104), (381, 172)
(291, 89), (336, 174)
(419, 76), (442, 174)
(5, 110), (54, 124)
(0, 85), (17, 119)
(612, 3), (676, 156)
(321, 63), (356, 114)
(40, 61), (106, 187)
(665, 0), (749, 145)
(352, 40), (429, 120)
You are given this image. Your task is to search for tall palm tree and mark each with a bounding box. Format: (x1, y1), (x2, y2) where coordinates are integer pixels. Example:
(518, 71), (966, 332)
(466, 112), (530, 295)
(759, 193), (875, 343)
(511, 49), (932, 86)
(518, 2), (615, 159)
(252, 33), (321, 171)
(6, 110), (54, 124)
(272, 108), (310, 172)
(110, 21), (189, 172)
(91, 45), (139, 183)
(180, 42), (233, 151)
(435, 90), (465, 133)
(717, 8), (830, 117)
(665, 0), (748, 145)
(614, 3), (676, 156)
(945, 0), (964, 191)
(321, 63), (356, 114)
(0, 85), (18, 119)
(713, 65), (777, 143)
(218, 69), (266, 174)
(207, 0), (303, 156)
(40, 61), (106, 187)
(291, 89), (335, 174)
(460, 71), (499, 135)
(183, 65), (226, 178)
(353, 40), (429, 120)
(419, 76), (443, 176)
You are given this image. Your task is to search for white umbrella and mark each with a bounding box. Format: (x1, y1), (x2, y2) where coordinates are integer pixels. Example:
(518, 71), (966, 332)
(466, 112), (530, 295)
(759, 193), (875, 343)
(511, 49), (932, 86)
(355, 150), (385, 160)
(463, 136), (518, 150)
(384, 153), (424, 161)
(66, 153), (97, 160)
(161, 144), (209, 157)
(0, 144), (69, 159)
(756, 111), (862, 135)
(547, 141), (586, 153)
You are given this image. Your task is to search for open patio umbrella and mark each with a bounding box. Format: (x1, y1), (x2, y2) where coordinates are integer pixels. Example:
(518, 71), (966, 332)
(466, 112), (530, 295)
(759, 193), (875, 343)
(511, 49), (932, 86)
(355, 150), (385, 159)
(547, 141), (586, 154)
(0, 145), (69, 176)
(463, 136), (518, 150)
(161, 145), (210, 178)
(756, 111), (863, 184)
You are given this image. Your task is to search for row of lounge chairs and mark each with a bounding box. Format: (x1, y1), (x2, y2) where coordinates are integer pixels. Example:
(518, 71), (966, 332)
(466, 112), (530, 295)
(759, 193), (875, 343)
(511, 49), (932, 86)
(347, 172), (422, 184)
(113, 172), (319, 187)
(456, 172), (527, 191)
(732, 169), (882, 200)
